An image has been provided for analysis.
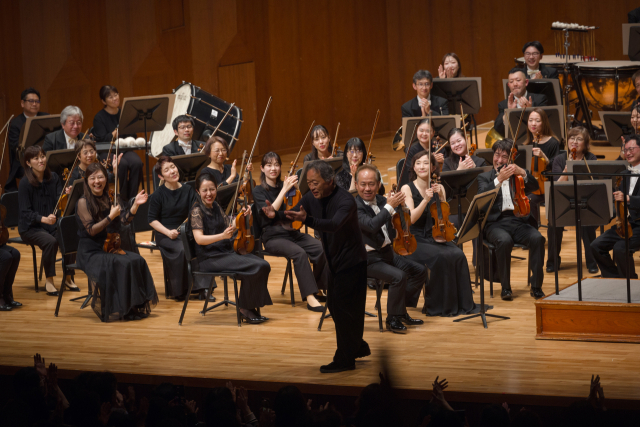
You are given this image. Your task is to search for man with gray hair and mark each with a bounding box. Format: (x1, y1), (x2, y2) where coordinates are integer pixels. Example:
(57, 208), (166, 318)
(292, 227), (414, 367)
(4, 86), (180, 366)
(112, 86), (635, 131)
(42, 105), (84, 152)
(262, 160), (369, 373)
(401, 69), (449, 117)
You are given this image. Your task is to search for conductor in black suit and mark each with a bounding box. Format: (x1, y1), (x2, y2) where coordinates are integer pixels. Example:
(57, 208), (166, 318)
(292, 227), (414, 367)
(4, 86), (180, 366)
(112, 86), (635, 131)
(494, 68), (548, 137)
(354, 165), (426, 334)
(42, 106), (85, 152)
(477, 139), (545, 301)
(161, 115), (204, 157)
(401, 70), (449, 117)
(6, 88), (48, 192)
(521, 41), (559, 80)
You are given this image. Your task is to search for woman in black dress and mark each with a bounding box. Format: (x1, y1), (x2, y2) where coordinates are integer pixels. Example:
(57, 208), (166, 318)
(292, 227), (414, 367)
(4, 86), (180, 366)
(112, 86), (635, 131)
(400, 150), (477, 317)
(92, 85), (143, 201)
(75, 162), (157, 321)
(189, 173), (272, 324)
(303, 125), (342, 162)
(66, 139), (118, 183)
(442, 128), (488, 171)
(253, 152), (329, 311)
(0, 191), (21, 311)
(200, 136), (239, 187)
(335, 138), (384, 195)
(19, 146), (77, 296)
(400, 119), (442, 186)
(148, 155), (206, 300)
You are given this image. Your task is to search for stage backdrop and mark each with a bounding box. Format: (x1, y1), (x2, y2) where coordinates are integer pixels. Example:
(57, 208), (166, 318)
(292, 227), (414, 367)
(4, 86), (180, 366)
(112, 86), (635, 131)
(0, 0), (637, 170)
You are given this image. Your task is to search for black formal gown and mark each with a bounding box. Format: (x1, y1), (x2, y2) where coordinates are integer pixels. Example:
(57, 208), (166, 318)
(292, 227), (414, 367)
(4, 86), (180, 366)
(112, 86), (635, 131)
(189, 201), (272, 310)
(529, 136), (561, 225)
(76, 196), (158, 321)
(200, 165), (238, 187)
(405, 182), (477, 317)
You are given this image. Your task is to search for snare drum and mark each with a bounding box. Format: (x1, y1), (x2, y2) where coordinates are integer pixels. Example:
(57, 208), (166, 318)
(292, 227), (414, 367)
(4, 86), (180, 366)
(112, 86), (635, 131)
(150, 82), (242, 157)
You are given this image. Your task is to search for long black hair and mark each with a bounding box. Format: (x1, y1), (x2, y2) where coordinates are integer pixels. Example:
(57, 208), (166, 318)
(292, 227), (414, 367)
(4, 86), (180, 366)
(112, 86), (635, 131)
(342, 137), (366, 170)
(82, 162), (112, 220)
(259, 151), (283, 188)
(309, 125), (331, 160)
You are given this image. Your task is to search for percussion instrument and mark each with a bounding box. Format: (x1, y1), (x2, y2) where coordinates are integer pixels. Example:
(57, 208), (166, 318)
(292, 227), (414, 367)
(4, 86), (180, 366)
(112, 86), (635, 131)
(150, 82), (242, 156)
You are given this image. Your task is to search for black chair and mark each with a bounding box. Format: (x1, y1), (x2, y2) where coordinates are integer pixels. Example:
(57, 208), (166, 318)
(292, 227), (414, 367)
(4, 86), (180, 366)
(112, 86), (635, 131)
(130, 195), (156, 253)
(481, 241), (531, 298)
(178, 223), (242, 326)
(54, 216), (94, 318)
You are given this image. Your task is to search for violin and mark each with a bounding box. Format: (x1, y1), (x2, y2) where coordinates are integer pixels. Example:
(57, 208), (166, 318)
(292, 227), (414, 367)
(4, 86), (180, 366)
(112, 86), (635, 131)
(232, 151), (255, 254)
(285, 120), (315, 230)
(460, 104), (476, 156)
(102, 128), (118, 169)
(365, 110), (380, 164)
(103, 135), (125, 254)
(429, 174), (456, 243)
(614, 176), (633, 239)
(531, 133), (547, 196)
(197, 142), (204, 152)
(505, 108), (530, 218)
(570, 147), (577, 160)
(390, 184), (417, 255)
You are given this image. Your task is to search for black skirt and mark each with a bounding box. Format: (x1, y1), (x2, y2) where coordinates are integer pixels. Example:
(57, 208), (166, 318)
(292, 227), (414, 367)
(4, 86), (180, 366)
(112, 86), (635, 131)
(156, 233), (210, 297)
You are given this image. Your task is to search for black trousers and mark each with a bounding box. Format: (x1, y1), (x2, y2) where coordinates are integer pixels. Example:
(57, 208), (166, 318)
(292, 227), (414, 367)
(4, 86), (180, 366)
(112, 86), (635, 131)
(329, 261), (367, 367)
(366, 246), (427, 316)
(590, 225), (640, 278)
(19, 228), (74, 278)
(262, 228), (330, 298)
(485, 214), (545, 290)
(529, 193), (544, 226)
(117, 151), (143, 200)
(0, 245), (20, 303)
(547, 225), (597, 269)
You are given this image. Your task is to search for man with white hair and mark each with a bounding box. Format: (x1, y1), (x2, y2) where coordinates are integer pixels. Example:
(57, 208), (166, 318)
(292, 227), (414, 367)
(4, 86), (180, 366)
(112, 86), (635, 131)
(42, 105), (85, 152)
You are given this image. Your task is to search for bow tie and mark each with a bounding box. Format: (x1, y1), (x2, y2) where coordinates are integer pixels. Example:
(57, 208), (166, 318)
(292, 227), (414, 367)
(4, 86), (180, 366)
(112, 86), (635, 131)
(68, 139), (77, 145)
(527, 69), (539, 76)
(179, 141), (191, 148)
(628, 166), (640, 173)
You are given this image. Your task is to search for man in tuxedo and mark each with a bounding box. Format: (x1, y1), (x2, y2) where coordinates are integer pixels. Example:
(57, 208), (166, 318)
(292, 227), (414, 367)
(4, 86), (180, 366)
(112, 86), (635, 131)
(42, 106), (84, 152)
(591, 136), (640, 278)
(494, 68), (548, 137)
(521, 41), (559, 80)
(161, 115), (204, 156)
(6, 88), (48, 191)
(354, 165), (426, 334)
(477, 139), (545, 300)
(401, 70), (449, 117)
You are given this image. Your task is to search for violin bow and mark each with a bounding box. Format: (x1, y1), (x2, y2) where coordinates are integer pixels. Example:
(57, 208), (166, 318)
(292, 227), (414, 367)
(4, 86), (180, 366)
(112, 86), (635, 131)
(331, 122), (340, 157)
(0, 115), (15, 173)
(365, 110), (380, 163)
(104, 126), (118, 166)
(210, 102), (236, 140)
(434, 140), (450, 154)
(289, 120), (315, 176)
(398, 120), (418, 184)
(244, 97), (272, 181)
(427, 110), (432, 189)
(227, 151), (248, 216)
(53, 155), (81, 216)
(460, 103), (470, 153)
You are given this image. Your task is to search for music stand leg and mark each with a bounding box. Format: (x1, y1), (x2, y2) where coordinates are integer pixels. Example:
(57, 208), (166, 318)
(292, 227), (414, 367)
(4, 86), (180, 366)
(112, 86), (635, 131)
(144, 117), (151, 193)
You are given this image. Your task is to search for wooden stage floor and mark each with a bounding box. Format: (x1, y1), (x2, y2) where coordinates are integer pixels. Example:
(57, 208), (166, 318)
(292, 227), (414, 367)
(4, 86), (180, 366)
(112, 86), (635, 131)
(1, 127), (639, 405)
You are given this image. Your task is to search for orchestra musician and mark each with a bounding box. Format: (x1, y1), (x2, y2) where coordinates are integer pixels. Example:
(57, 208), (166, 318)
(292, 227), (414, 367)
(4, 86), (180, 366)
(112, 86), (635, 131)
(75, 163), (157, 321)
(200, 136), (240, 187)
(303, 125), (342, 162)
(442, 127), (488, 171)
(335, 137), (366, 192)
(399, 119), (441, 186)
(6, 88), (48, 192)
(67, 139), (118, 183)
(354, 164), (427, 333)
(438, 53), (464, 78)
(161, 115), (205, 157)
(401, 70), (449, 118)
(92, 85), (144, 201)
(190, 173), (272, 324)
(271, 160), (369, 373)
(18, 146), (78, 297)
(400, 151), (477, 316)
(494, 68), (548, 137)
(253, 152), (329, 312)
(477, 140), (545, 300)
(590, 135), (640, 278)
(548, 127), (598, 274)
(0, 183), (21, 311)
(42, 106), (85, 152)
(520, 41), (559, 80)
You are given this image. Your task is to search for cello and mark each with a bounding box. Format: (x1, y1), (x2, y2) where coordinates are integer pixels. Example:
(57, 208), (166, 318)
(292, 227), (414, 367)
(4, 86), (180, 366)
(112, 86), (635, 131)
(284, 120), (315, 230)
(531, 132), (547, 195)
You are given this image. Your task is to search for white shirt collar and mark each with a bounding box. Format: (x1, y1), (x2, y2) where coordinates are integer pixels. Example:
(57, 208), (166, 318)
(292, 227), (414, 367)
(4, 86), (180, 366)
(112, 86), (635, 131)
(63, 131), (77, 149)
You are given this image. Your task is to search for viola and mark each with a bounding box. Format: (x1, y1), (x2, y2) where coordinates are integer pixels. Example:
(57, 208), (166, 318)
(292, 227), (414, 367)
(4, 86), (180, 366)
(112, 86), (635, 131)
(531, 133), (547, 196)
(390, 184), (417, 256)
(508, 142), (530, 218)
(429, 174), (457, 243)
(614, 176), (633, 239)
(571, 147), (577, 160)
(285, 121), (315, 230)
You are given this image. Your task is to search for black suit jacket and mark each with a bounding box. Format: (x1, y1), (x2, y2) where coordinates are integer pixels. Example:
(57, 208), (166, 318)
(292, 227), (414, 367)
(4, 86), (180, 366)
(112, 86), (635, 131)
(7, 112), (49, 186)
(442, 154), (488, 172)
(42, 129), (84, 153)
(161, 140), (204, 157)
(618, 169), (640, 226)
(477, 168), (539, 226)
(521, 66), (559, 79)
(355, 194), (396, 252)
(629, 7), (640, 23)
(401, 95), (449, 117)
(494, 92), (548, 137)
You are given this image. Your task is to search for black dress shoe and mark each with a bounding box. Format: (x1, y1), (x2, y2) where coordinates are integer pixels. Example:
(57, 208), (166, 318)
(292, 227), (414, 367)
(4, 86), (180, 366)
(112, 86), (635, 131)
(240, 313), (265, 324)
(46, 291), (59, 297)
(307, 303), (324, 312)
(588, 266), (599, 274)
(386, 316), (408, 334)
(65, 284), (80, 292)
(501, 289), (513, 301)
(355, 341), (371, 359)
(0, 305), (12, 311)
(546, 257), (561, 273)
(400, 312), (424, 325)
(367, 279), (377, 290)
(314, 293), (327, 302)
(9, 301), (22, 307)
(320, 361), (355, 373)
(530, 288), (545, 299)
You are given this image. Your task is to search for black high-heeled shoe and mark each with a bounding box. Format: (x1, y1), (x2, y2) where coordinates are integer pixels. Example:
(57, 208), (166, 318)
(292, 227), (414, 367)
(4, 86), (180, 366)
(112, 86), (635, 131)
(240, 313), (265, 324)
(45, 284), (59, 296)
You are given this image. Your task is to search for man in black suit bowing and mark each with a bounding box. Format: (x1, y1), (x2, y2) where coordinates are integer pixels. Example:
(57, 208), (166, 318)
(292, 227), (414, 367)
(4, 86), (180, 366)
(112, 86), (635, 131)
(401, 70), (449, 117)
(42, 105), (84, 152)
(477, 139), (545, 300)
(521, 41), (559, 80)
(591, 136), (640, 278)
(494, 68), (548, 137)
(161, 115), (204, 157)
(354, 165), (427, 334)
(6, 88), (48, 191)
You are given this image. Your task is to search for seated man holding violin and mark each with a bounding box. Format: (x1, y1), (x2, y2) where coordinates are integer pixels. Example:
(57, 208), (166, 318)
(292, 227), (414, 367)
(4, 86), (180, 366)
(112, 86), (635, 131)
(477, 139), (545, 300)
(161, 115), (206, 157)
(354, 165), (427, 334)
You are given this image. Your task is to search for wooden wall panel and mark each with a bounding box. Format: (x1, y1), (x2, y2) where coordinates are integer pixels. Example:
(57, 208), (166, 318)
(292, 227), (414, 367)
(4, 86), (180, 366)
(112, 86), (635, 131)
(218, 62), (258, 156)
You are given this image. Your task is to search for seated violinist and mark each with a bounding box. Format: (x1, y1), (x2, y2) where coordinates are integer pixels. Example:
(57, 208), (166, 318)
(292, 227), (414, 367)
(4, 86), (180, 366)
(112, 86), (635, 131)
(303, 125), (342, 162)
(42, 106), (85, 152)
(401, 70), (449, 118)
(442, 127), (488, 171)
(354, 165), (427, 333)
(477, 140), (545, 300)
(399, 119), (442, 186)
(494, 68), (548, 137)
(161, 115), (205, 157)
(520, 41), (559, 80)
(590, 136), (640, 278)
(66, 139), (118, 183)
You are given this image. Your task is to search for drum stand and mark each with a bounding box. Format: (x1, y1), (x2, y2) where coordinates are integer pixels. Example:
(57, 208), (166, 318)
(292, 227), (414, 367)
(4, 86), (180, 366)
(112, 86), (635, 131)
(562, 29), (573, 141)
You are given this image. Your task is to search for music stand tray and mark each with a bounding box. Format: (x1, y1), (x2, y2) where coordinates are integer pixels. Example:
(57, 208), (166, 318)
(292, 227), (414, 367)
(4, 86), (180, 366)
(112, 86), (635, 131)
(46, 149), (77, 176)
(475, 147), (530, 172)
(431, 77), (482, 114)
(503, 79), (562, 106)
(441, 166), (493, 223)
(19, 115), (62, 153)
(63, 179), (85, 217)
(170, 153), (209, 182)
(300, 158), (343, 195)
(505, 106), (565, 143)
(216, 181), (240, 213)
(599, 111), (633, 147)
(568, 160), (628, 188)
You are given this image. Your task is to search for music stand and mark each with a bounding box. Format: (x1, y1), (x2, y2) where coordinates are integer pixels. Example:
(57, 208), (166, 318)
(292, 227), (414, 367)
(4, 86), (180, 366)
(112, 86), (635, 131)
(452, 187), (509, 328)
(440, 167), (492, 226)
(119, 94), (176, 192)
(503, 79), (562, 106)
(300, 158), (343, 195)
(46, 149), (77, 176)
(170, 153), (209, 182)
(215, 181), (240, 213)
(399, 116), (461, 153)
(622, 24), (640, 60)
(505, 106), (565, 143)
(63, 179), (85, 217)
(475, 147), (530, 172)
(431, 78), (482, 145)
(568, 160), (628, 184)
(599, 111), (633, 146)
(18, 115), (62, 154)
